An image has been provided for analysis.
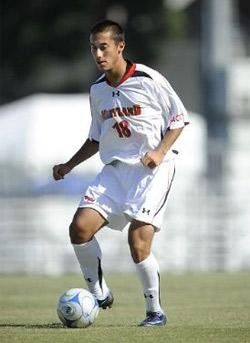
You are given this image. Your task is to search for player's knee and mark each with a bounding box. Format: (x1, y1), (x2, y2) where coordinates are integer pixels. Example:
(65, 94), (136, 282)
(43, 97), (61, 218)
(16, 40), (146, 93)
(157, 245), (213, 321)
(69, 219), (93, 244)
(128, 240), (150, 263)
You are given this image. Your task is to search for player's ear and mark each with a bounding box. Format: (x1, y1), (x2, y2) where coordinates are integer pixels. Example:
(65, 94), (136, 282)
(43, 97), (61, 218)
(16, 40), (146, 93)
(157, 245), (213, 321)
(118, 40), (125, 54)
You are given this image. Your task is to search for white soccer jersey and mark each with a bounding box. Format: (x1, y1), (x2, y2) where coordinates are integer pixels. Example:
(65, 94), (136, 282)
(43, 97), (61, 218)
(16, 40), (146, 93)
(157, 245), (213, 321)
(88, 62), (189, 165)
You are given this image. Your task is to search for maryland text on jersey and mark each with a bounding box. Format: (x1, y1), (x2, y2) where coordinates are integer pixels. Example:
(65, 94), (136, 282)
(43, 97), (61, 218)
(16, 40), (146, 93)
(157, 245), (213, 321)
(101, 104), (142, 120)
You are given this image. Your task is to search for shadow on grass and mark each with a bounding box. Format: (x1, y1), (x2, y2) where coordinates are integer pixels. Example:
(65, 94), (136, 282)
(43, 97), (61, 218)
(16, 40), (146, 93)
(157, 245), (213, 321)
(0, 322), (137, 329)
(0, 322), (65, 329)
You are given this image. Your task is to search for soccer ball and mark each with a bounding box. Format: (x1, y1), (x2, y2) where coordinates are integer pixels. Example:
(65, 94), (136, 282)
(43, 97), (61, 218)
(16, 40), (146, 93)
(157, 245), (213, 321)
(57, 288), (99, 328)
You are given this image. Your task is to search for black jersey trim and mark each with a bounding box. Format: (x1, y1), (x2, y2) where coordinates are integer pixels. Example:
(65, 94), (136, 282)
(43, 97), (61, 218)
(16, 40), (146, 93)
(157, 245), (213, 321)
(91, 139), (99, 144)
(131, 70), (153, 79)
(92, 66), (153, 85)
(93, 75), (106, 85)
(92, 66), (152, 85)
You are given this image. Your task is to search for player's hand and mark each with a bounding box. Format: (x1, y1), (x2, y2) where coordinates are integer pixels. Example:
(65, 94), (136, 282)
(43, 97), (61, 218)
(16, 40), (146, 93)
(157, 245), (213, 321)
(53, 163), (73, 180)
(141, 150), (165, 169)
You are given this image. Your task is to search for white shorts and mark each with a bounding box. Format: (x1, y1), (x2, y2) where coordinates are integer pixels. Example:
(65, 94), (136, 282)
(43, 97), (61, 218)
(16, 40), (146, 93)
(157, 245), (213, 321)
(79, 155), (176, 232)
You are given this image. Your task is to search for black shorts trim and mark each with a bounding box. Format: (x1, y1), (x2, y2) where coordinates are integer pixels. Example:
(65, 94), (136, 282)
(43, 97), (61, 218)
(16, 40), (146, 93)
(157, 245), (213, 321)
(154, 167), (176, 217)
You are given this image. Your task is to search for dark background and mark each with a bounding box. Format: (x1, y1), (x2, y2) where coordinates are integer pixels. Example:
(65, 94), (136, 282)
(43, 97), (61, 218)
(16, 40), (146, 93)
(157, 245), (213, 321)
(1, 0), (249, 106)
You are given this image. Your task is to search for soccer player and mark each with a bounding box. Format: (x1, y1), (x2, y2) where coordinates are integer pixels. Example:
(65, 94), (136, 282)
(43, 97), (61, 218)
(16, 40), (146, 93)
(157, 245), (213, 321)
(53, 19), (189, 327)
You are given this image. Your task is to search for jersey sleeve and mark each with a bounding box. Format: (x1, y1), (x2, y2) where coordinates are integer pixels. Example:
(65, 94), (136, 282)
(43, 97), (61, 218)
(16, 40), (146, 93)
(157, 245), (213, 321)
(88, 90), (102, 142)
(155, 74), (189, 130)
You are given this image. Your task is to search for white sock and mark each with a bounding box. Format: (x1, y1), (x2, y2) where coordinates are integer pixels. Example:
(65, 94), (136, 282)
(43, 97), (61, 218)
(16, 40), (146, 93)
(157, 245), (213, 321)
(135, 253), (163, 313)
(72, 236), (109, 300)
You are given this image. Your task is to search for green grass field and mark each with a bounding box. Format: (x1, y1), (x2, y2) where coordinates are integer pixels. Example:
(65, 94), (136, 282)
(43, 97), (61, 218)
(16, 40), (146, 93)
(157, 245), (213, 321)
(0, 272), (249, 343)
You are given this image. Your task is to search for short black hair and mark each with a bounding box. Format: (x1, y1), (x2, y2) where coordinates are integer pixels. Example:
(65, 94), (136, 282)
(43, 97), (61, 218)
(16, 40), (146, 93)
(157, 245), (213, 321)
(90, 19), (125, 42)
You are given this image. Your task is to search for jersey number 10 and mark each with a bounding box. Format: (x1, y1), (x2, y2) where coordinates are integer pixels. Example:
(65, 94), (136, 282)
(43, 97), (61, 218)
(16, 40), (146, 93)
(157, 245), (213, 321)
(112, 120), (131, 138)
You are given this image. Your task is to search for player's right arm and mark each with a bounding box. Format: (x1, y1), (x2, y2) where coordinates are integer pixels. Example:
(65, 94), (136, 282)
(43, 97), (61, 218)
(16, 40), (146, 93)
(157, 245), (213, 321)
(53, 138), (99, 180)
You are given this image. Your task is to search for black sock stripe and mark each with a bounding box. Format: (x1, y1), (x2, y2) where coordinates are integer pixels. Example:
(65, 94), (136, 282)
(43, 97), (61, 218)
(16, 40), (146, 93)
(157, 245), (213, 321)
(158, 271), (161, 306)
(98, 257), (103, 291)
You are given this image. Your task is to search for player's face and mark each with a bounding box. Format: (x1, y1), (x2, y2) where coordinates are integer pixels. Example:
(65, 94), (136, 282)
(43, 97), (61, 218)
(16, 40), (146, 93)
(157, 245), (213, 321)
(90, 31), (125, 72)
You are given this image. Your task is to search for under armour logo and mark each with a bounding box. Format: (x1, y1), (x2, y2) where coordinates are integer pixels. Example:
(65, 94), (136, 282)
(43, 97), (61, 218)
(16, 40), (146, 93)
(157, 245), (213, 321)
(142, 208), (150, 215)
(84, 195), (95, 202)
(144, 293), (154, 299)
(112, 90), (120, 97)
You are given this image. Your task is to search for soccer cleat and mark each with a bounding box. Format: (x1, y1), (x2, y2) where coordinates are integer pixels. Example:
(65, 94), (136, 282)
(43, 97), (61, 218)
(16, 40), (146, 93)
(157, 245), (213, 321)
(97, 291), (114, 309)
(138, 311), (167, 327)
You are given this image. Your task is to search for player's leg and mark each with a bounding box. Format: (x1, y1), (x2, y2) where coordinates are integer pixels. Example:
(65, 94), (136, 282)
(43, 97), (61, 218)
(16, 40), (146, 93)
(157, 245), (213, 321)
(128, 220), (166, 326)
(70, 207), (113, 308)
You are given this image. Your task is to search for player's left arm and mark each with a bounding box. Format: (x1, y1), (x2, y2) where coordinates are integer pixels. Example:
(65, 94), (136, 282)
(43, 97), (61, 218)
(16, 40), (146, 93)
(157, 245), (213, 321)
(141, 127), (184, 169)
(142, 74), (189, 169)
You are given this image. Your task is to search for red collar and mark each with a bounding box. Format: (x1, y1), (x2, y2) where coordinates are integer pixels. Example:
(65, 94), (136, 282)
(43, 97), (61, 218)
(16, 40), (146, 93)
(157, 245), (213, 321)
(106, 62), (136, 87)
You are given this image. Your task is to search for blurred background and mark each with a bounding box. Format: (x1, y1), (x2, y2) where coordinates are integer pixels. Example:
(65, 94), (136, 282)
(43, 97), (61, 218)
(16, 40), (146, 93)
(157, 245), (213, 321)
(0, 0), (250, 274)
